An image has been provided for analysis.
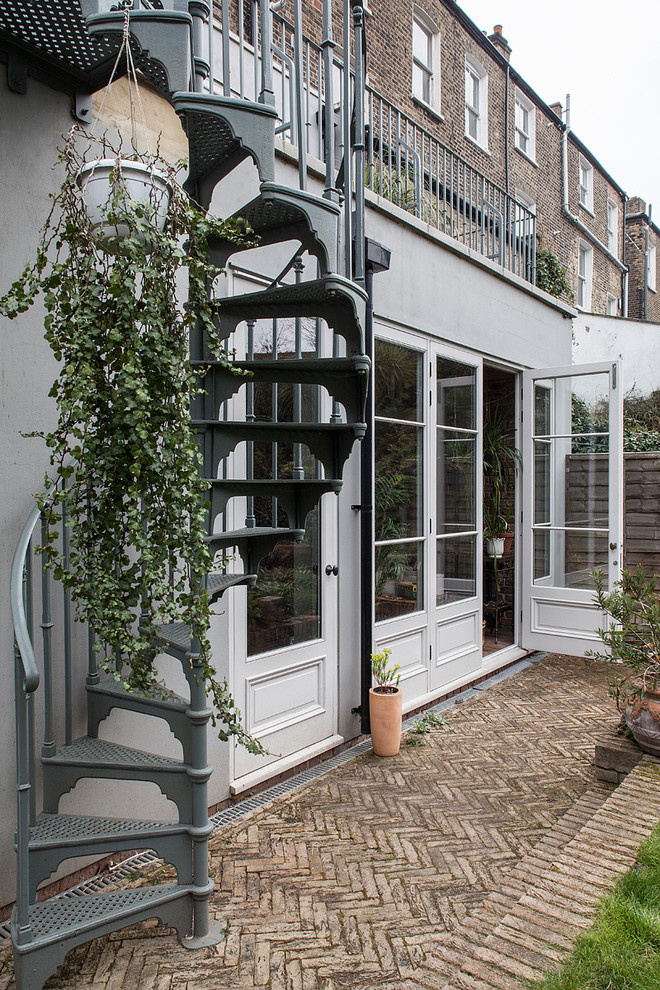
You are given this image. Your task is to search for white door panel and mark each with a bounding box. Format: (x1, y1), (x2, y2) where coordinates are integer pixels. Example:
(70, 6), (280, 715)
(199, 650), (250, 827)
(521, 360), (623, 654)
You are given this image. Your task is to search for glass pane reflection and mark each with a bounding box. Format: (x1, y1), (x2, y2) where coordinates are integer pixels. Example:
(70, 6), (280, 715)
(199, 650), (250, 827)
(436, 535), (476, 605)
(247, 508), (320, 655)
(436, 357), (476, 430)
(437, 431), (475, 533)
(375, 541), (423, 620)
(375, 340), (423, 421)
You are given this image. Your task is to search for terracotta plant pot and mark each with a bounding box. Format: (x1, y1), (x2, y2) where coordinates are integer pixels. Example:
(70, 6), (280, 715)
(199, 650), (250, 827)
(622, 677), (660, 757)
(369, 686), (403, 756)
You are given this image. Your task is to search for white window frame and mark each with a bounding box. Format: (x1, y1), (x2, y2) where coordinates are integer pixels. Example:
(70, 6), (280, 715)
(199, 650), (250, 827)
(648, 244), (657, 293)
(514, 89), (536, 161)
(578, 156), (593, 213)
(465, 54), (488, 150)
(577, 240), (593, 311)
(412, 7), (440, 112)
(514, 189), (536, 240)
(607, 199), (618, 255)
(606, 294), (618, 316)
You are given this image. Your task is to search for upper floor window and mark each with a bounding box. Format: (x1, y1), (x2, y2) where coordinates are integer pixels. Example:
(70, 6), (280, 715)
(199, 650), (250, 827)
(412, 8), (440, 110)
(648, 244), (657, 292)
(577, 240), (593, 310)
(607, 200), (618, 255)
(515, 89), (535, 160)
(578, 156), (593, 212)
(465, 55), (488, 149)
(606, 294), (617, 316)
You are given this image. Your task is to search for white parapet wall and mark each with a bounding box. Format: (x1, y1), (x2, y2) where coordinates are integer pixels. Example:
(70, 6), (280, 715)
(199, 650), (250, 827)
(572, 312), (660, 397)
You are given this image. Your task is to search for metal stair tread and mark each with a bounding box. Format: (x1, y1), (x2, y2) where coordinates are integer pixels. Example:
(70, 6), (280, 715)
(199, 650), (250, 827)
(29, 813), (187, 847)
(87, 678), (188, 711)
(13, 883), (189, 946)
(191, 356), (370, 377)
(152, 621), (194, 653)
(212, 275), (367, 353)
(43, 738), (185, 770)
(205, 478), (343, 492)
(213, 273), (366, 310)
(192, 420), (365, 433)
(205, 525), (303, 545)
(207, 572), (257, 596)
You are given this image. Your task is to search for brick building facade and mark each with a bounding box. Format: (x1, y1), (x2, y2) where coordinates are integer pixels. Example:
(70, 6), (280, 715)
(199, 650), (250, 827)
(625, 198), (660, 322)
(354, 0), (630, 316)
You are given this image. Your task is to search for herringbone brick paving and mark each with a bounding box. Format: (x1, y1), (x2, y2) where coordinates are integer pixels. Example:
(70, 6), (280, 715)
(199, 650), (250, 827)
(2, 652), (658, 990)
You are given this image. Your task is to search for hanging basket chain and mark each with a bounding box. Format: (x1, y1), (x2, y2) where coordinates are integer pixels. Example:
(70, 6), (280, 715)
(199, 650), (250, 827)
(91, 0), (153, 160)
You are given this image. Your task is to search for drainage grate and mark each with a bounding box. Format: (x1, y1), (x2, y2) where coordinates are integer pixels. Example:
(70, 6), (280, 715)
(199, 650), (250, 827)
(0, 652), (543, 939)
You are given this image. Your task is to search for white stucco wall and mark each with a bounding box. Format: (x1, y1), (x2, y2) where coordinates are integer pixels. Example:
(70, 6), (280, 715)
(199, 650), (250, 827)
(572, 313), (660, 396)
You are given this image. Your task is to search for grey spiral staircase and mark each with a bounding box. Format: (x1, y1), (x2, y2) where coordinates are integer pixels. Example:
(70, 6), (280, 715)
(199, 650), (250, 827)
(9, 1), (368, 988)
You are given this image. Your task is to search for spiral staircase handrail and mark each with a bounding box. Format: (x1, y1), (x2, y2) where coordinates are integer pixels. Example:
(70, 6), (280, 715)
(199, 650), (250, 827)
(10, 504), (42, 694)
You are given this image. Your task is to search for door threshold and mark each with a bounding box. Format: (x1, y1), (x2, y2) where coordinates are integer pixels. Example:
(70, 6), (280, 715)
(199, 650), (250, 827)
(230, 734), (344, 795)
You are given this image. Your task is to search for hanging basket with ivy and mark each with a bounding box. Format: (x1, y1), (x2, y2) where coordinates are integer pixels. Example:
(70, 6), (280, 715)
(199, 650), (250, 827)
(0, 124), (265, 753)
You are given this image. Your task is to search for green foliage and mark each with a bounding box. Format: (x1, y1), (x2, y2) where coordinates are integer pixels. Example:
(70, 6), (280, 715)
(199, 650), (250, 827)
(483, 406), (520, 538)
(572, 390), (660, 454)
(587, 567), (660, 700)
(535, 247), (574, 301)
(531, 823), (660, 990)
(370, 647), (401, 692)
(0, 128), (263, 753)
(406, 710), (447, 746)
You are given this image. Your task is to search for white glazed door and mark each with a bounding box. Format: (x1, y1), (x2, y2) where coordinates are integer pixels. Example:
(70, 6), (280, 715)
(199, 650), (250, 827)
(430, 346), (483, 689)
(521, 361), (623, 655)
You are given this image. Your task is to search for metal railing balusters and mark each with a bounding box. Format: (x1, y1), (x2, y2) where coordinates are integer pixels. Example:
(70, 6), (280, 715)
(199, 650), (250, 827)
(221, 0), (230, 95)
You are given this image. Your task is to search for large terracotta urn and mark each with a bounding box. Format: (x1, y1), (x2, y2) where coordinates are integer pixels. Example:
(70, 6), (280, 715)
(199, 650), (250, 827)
(369, 687), (403, 757)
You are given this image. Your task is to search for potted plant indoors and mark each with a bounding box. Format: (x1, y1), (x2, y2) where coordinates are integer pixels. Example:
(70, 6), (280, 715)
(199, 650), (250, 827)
(588, 566), (660, 756)
(483, 407), (521, 558)
(0, 126), (261, 752)
(369, 647), (403, 756)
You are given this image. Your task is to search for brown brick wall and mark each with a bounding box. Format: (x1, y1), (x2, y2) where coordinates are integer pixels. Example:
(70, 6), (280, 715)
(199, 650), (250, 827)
(296, 0), (629, 314)
(625, 211), (660, 322)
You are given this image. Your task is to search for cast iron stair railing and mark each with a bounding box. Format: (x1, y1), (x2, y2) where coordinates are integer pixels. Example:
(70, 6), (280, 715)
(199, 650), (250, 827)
(10, 1), (369, 988)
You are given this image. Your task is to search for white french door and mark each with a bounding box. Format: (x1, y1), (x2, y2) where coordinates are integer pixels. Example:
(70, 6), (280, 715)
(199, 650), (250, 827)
(521, 361), (623, 655)
(430, 345), (483, 689)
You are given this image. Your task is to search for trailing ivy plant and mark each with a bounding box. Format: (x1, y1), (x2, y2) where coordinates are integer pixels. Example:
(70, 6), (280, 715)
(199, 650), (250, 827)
(0, 126), (264, 754)
(535, 247), (574, 301)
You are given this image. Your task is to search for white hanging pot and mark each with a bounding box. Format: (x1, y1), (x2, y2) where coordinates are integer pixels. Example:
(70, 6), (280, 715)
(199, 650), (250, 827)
(485, 536), (505, 558)
(77, 159), (172, 252)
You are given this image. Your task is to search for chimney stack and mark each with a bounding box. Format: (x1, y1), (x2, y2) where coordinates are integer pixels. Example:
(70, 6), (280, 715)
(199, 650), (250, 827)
(488, 24), (511, 61)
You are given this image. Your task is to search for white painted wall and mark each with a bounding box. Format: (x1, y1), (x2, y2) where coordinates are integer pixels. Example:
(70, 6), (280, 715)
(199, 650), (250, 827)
(572, 313), (660, 396)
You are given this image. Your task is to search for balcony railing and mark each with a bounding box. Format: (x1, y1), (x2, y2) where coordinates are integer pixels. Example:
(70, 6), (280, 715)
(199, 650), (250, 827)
(208, 1), (536, 285)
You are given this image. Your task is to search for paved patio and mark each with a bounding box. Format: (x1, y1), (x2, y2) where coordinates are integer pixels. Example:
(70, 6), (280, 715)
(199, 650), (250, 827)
(3, 651), (660, 990)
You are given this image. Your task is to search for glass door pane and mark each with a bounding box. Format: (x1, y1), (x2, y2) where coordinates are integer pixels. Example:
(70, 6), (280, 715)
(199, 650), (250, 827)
(436, 357), (477, 605)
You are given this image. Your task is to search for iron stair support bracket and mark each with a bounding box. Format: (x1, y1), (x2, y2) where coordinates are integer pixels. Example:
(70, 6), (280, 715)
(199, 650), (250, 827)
(41, 760), (201, 819)
(208, 480), (342, 531)
(173, 93), (278, 208)
(208, 182), (342, 277)
(193, 422), (365, 478)
(84, 9), (195, 96)
(85, 684), (194, 763)
(212, 276), (368, 356)
(11, 885), (195, 988)
(27, 827), (196, 899)
(206, 527), (305, 573)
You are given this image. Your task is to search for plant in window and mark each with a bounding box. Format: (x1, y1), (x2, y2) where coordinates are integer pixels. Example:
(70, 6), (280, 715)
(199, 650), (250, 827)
(0, 127), (264, 753)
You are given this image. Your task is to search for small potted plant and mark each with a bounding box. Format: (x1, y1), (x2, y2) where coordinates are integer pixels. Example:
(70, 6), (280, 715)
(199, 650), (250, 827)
(588, 566), (660, 756)
(369, 647), (402, 756)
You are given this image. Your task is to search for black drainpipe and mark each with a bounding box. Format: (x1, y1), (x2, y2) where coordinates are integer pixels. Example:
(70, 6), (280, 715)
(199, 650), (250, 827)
(358, 237), (391, 735)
